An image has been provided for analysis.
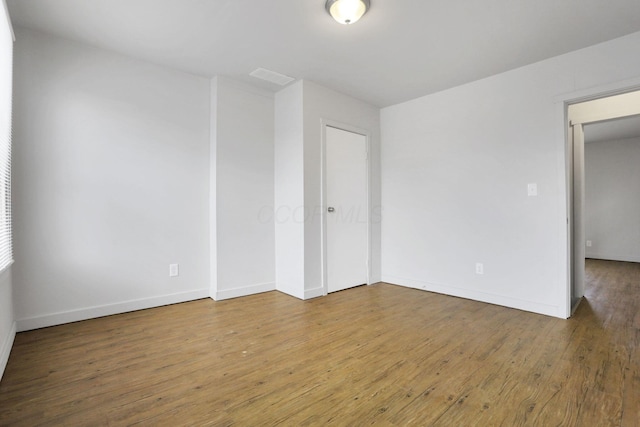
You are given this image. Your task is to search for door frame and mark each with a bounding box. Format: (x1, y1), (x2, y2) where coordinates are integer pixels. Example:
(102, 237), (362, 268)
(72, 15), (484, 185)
(568, 121), (586, 314)
(320, 119), (372, 296)
(561, 83), (640, 317)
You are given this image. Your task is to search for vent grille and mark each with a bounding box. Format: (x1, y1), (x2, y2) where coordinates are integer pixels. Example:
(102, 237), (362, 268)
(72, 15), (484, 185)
(249, 68), (295, 86)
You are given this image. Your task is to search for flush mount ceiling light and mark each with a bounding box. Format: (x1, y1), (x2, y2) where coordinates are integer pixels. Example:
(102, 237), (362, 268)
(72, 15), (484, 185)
(325, 0), (370, 25)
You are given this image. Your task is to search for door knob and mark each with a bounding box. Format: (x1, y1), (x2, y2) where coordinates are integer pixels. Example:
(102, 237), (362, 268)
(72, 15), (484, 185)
(327, 207), (335, 213)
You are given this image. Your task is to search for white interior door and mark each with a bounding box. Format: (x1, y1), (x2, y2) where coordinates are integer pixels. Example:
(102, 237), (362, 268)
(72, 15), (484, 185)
(325, 126), (368, 293)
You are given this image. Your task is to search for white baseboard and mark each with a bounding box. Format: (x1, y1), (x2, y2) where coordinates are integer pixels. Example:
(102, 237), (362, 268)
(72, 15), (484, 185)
(0, 321), (16, 382)
(275, 286), (304, 300)
(272, 285), (324, 301)
(381, 275), (562, 318)
(213, 282), (276, 301)
(16, 289), (210, 332)
(304, 286), (324, 300)
(585, 253), (640, 263)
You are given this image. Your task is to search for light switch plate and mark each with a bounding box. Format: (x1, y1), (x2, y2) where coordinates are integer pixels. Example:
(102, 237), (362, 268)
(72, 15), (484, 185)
(527, 183), (538, 196)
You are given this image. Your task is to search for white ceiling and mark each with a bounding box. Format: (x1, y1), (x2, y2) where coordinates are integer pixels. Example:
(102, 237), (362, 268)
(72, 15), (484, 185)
(7, 0), (640, 107)
(584, 115), (640, 143)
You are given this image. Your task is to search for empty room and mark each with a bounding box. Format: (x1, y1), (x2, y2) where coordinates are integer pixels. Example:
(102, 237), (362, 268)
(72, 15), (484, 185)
(1, 0), (640, 425)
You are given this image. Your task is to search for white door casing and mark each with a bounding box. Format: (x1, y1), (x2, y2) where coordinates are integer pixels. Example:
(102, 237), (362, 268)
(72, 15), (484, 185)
(571, 122), (586, 306)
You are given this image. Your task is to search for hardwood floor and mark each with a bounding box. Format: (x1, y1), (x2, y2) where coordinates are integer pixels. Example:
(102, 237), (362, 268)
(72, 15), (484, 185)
(0, 259), (638, 425)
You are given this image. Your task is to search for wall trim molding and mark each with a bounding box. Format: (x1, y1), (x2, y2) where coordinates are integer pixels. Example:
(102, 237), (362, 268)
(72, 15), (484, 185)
(586, 254), (640, 264)
(381, 275), (564, 319)
(275, 285), (304, 300)
(0, 320), (16, 381)
(213, 282), (276, 301)
(304, 286), (324, 300)
(16, 289), (210, 332)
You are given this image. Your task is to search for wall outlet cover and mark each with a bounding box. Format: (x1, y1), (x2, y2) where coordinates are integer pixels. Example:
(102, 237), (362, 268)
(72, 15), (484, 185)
(169, 263), (179, 277)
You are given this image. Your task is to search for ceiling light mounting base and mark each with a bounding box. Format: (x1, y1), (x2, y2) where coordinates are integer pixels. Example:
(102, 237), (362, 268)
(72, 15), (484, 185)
(325, 0), (370, 25)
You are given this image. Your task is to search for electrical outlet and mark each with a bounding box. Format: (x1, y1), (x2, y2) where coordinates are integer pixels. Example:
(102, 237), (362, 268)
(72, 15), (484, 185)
(586, 240), (592, 247)
(475, 263), (484, 275)
(169, 263), (179, 277)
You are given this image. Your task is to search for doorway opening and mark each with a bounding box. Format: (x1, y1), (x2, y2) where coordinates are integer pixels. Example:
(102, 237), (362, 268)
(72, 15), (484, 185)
(566, 89), (640, 315)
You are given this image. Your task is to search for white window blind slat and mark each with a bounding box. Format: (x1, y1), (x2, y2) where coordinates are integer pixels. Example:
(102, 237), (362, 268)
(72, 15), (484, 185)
(0, 0), (13, 273)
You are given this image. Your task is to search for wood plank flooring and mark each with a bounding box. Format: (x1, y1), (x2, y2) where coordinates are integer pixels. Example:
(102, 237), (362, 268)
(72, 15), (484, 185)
(0, 259), (639, 425)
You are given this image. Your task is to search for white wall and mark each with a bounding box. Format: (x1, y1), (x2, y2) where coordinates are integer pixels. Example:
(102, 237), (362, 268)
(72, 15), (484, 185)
(274, 80), (381, 299)
(210, 77), (275, 300)
(585, 137), (640, 263)
(381, 31), (640, 318)
(302, 81), (381, 296)
(12, 29), (210, 331)
(274, 82), (305, 299)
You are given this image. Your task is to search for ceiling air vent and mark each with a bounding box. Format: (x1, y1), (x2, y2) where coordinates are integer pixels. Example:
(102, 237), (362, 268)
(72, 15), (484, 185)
(249, 68), (295, 86)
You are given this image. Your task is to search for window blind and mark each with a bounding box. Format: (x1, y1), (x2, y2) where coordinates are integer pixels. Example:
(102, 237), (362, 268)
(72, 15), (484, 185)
(0, 1), (13, 273)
